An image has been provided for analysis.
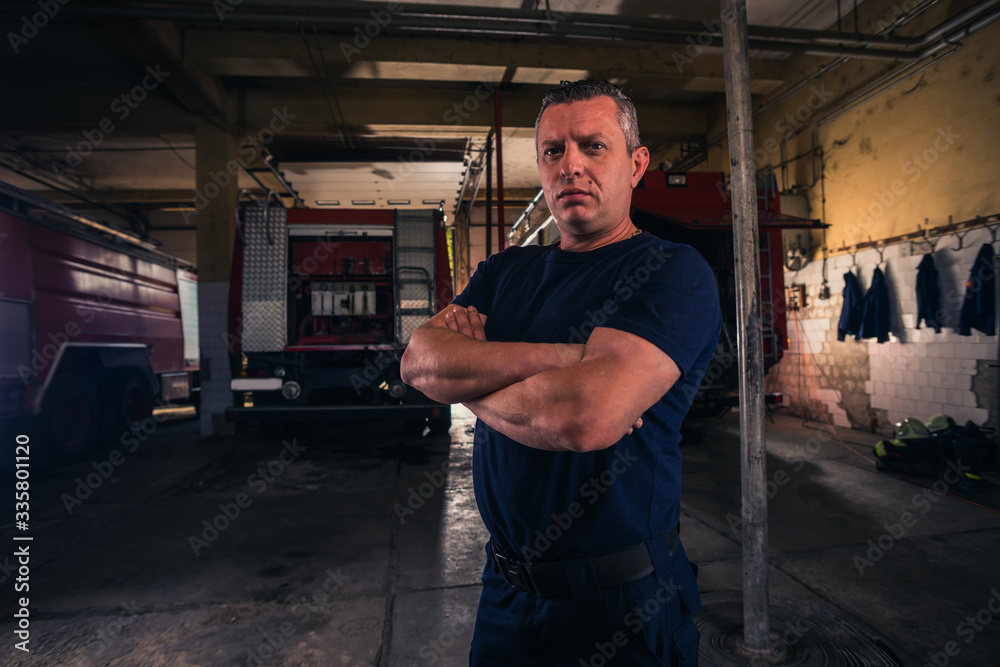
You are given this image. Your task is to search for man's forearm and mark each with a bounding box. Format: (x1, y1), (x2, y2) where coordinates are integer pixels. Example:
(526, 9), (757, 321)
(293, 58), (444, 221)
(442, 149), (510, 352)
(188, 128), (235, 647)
(400, 325), (582, 404)
(463, 362), (637, 453)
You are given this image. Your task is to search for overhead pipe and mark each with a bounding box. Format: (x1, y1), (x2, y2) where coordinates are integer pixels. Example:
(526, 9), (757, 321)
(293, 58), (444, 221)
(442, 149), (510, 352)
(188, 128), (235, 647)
(796, 43), (964, 137)
(791, 1), (1000, 140)
(919, 4), (1000, 58)
(31, 0), (1000, 61)
(877, 0), (942, 37)
(771, 2), (998, 104)
(674, 2), (1000, 171)
(40, 0), (921, 48)
(916, 0), (1000, 44)
(494, 84), (505, 252)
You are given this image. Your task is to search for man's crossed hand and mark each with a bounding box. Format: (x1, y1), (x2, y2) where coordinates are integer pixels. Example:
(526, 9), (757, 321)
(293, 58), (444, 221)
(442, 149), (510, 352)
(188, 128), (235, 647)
(443, 305), (488, 342)
(439, 305), (643, 435)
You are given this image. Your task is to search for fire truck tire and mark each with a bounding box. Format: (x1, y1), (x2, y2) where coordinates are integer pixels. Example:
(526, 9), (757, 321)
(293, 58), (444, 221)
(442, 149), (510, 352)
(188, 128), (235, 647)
(42, 373), (99, 461)
(100, 368), (154, 443)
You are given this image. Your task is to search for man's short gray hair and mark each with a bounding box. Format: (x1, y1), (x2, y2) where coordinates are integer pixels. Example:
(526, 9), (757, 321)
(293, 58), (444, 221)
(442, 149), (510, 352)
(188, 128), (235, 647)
(535, 80), (642, 154)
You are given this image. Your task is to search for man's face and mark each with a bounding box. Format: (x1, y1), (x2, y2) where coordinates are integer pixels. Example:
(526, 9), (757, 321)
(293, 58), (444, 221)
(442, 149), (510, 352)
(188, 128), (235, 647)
(536, 96), (649, 237)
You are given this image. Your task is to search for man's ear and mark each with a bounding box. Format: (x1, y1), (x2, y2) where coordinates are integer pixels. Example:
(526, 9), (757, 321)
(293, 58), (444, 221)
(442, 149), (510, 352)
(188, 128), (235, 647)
(631, 147), (651, 188)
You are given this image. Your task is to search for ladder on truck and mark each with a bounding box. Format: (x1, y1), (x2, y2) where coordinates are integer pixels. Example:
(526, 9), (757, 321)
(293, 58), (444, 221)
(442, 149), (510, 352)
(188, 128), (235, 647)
(394, 211), (437, 345)
(759, 232), (779, 368)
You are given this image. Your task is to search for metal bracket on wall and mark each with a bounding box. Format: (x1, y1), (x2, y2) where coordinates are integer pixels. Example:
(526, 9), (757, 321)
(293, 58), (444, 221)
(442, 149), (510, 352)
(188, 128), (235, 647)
(908, 222), (942, 256)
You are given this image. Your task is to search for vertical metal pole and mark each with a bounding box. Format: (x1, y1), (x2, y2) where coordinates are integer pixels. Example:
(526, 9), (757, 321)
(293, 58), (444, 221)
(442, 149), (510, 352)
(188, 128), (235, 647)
(485, 128), (493, 258)
(722, 0), (771, 654)
(494, 83), (506, 251)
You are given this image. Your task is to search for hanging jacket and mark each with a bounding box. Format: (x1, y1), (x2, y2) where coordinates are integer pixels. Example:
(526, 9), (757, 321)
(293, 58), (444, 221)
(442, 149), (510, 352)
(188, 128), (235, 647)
(857, 266), (891, 343)
(838, 271), (864, 341)
(958, 243), (995, 336)
(916, 253), (942, 333)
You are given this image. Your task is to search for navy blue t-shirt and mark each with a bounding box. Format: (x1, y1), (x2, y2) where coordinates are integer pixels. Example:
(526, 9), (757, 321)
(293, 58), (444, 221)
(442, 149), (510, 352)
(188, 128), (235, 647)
(452, 232), (722, 563)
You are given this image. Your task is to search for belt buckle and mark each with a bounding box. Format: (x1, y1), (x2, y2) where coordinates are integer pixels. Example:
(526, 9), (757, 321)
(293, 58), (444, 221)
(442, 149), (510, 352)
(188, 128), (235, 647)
(493, 546), (537, 595)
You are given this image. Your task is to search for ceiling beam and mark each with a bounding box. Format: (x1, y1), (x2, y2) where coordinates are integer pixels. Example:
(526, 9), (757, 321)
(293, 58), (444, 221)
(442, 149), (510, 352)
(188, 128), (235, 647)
(1, 83), (707, 144)
(241, 86), (708, 139)
(184, 30), (788, 92)
(106, 19), (235, 133)
(27, 188), (196, 204)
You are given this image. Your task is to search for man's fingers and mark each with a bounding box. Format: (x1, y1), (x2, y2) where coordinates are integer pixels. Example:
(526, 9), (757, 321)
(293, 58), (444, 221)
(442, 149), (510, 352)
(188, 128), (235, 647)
(467, 306), (488, 341)
(441, 305), (488, 340)
(450, 307), (476, 338)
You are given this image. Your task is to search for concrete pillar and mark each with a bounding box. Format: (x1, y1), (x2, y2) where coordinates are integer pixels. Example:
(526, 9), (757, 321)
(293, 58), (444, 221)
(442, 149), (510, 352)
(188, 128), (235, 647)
(195, 120), (238, 437)
(723, 0), (771, 655)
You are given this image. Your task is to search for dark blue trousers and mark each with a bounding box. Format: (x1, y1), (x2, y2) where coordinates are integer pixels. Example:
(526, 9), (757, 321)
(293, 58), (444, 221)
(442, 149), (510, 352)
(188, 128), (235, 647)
(469, 537), (701, 666)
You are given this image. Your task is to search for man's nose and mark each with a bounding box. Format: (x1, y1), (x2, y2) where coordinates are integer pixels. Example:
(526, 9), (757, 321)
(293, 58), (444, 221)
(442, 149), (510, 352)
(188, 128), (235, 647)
(559, 145), (583, 180)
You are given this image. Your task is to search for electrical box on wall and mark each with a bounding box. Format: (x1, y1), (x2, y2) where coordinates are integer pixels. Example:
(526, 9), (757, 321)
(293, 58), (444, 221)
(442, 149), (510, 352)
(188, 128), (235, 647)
(788, 284), (806, 310)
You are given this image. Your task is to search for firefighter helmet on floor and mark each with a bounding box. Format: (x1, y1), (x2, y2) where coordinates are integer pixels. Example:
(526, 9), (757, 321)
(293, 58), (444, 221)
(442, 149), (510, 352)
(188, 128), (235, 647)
(893, 418), (930, 442)
(925, 413), (957, 435)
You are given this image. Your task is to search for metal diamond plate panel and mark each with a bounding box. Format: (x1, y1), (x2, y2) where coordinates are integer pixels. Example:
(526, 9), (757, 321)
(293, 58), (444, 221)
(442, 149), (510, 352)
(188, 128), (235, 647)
(399, 283), (430, 303)
(399, 315), (427, 344)
(396, 212), (434, 247)
(394, 211), (436, 344)
(242, 207), (288, 352)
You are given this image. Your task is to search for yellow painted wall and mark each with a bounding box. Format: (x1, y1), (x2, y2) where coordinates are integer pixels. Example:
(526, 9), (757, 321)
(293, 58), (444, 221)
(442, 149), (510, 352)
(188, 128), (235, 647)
(700, 0), (1000, 257)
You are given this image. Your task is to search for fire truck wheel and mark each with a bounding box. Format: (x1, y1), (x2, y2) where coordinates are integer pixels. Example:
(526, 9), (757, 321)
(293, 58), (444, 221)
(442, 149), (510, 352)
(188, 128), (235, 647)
(42, 373), (99, 461)
(101, 368), (154, 442)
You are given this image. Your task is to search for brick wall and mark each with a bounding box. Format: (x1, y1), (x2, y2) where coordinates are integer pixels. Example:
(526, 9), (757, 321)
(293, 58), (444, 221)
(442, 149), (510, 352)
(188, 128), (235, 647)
(766, 227), (997, 435)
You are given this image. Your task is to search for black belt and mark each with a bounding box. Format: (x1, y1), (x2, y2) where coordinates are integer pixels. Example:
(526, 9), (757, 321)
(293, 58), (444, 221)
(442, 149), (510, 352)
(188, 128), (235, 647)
(490, 527), (678, 597)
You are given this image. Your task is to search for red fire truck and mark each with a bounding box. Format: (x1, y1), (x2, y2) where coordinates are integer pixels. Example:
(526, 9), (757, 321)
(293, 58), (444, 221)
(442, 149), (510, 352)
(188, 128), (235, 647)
(629, 170), (821, 415)
(224, 206), (453, 434)
(632, 171), (823, 416)
(510, 170), (823, 416)
(0, 181), (199, 463)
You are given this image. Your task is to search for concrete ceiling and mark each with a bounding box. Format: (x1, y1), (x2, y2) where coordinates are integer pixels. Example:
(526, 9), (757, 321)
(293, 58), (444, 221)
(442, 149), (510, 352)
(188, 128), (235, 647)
(0, 0), (898, 234)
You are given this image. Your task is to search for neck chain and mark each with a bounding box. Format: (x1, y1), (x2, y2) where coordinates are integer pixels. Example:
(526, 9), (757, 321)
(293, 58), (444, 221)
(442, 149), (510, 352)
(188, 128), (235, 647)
(555, 228), (642, 250)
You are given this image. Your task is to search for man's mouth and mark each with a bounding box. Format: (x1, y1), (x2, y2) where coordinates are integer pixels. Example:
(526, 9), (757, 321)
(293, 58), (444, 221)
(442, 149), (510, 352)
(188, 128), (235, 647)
(558, 188), (589, 201)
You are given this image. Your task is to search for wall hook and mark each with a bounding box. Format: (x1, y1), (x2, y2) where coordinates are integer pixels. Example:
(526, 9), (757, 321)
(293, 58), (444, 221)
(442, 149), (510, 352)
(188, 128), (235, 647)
(868, 235), (886, 265)
(952, 228), (970, 251)
(919, 225), (941, 253)
(988, 224), (1000, 247)
(840, 242), (858, 269)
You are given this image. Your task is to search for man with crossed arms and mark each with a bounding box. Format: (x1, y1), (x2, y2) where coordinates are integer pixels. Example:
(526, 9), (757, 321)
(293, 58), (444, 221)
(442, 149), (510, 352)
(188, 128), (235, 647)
(401, 80), (721, 666)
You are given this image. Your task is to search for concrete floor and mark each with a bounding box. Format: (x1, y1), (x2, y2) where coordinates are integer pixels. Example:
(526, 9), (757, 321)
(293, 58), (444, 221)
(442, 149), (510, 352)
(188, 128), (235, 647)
(1, 407), (998, 666)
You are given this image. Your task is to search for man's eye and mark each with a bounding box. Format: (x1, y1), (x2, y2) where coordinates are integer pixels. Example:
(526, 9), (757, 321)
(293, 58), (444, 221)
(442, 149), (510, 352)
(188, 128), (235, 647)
(587, 143), (605, 151)
(544, 147), (563, 157)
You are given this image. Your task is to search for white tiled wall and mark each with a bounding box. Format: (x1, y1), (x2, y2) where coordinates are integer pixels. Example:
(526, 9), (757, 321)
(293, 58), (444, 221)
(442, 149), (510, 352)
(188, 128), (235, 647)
(773, 226), (997, 432)
(778, 304), (853, 427)
(198, 281), (234, 436)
